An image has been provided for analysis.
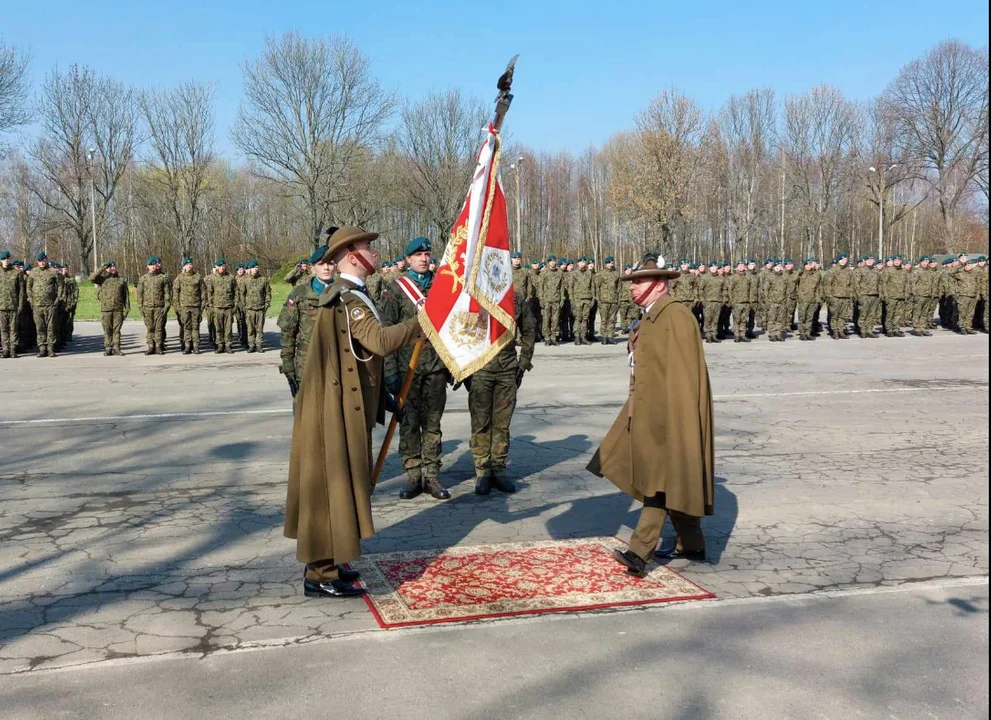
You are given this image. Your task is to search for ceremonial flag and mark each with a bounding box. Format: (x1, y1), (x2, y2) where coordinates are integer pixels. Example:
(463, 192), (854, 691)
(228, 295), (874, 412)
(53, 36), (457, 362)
(420, 124), (516, 382)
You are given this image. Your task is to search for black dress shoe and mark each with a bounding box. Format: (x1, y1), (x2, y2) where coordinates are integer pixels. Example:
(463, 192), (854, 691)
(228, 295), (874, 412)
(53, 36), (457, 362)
(303, 578), (366, 598)
(474, 476), (491, 495)
(612, 549), (648, 578)
(653, 546), (707, 563)
(399, 479), (423, 500)
(424, 478), (451, 500)
(337, 566), (360, 582)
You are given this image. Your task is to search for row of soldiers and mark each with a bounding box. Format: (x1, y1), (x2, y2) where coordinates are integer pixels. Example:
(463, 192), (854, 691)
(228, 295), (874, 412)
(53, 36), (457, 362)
(0, 251), (79, 358)
(662, 253), (989, 342)
(88, 256), (273, 355)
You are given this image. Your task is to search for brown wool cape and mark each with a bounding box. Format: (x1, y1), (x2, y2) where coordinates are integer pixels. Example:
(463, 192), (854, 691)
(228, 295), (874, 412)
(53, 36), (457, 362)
(285, 280), (422, 566)
(587, 295), (715, 517)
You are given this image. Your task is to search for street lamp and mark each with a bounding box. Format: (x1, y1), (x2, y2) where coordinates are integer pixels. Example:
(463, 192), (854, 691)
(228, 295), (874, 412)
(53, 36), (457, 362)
(868, 164), (898, 258)
(508, 157), (524, 255)
(87, 148), (99, 269)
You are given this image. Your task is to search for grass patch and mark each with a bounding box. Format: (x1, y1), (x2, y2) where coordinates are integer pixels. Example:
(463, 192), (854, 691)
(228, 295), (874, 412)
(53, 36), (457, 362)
(73, 279), (293, 321)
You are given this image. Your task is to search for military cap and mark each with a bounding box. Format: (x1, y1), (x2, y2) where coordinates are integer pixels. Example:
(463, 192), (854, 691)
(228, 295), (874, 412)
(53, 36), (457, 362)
(977, 255), (987, 262)
(25, 263), (32, 270)
(578, 255), (587, 262)
(0, 250), (10, 260)
(942, 258), (953, 265)
(181, 256), (193, 266)
(511, 251), (522, 259)
(623, 263), (632, 270)
(604, 255), (614, 264)
(215, 257), (227, 267)
(404, 236), (431, 257)
(36, 251), (48, 261)
(105, 260), (117, 268)
(622, 253), (680, 281)
(13, 260), (24, 267)
(382, 260), (393, 268)
(309, 245), (329, 264)
(317, 226), (379, 264)
(547, 255), (557, 262)
(246, 259), (259, 269)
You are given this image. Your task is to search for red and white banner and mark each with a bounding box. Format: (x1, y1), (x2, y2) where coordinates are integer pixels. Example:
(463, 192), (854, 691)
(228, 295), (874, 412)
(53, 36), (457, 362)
(420, 124), (516, 382)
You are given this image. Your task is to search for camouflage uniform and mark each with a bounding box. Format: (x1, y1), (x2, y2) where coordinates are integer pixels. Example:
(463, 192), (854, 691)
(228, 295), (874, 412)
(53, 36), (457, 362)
(59, 273), (79, 347)
(910, 267), (937, 335)
(764, 271), (789, 341)
(235, 272), (250, 348)
(823, 264), (855, 338)
(855, 266), (882, 338)
(278, 278), (323, 391)
(698, 270), (725, 342)
(26, 263), (63, 356)
(669, 271), (697, 313)
(538, 266), (565, 344)
(243, 274), (272, 352)
(136, 269), (172, 353)
(796, 269), (822, 340)
(954, 267), (980, 333)
(0, 261), (26, 357)
(880, 266), (909, 336)
(205, 271), (238, 353)
(468, 295), (537, 488)
(382, 273), (449, 496)
(513, 264), (534, 305)
(726, 271), (752, 342)
(569, 267), (595, 344)
(593, 265), (621, 343)
(173, 270), (205, 353)
(620, 274), (639, 331)
(90, 266), (130, 355)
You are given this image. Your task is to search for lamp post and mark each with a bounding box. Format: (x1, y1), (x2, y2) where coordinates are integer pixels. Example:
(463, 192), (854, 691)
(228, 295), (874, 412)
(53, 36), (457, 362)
(869, 164), (898, 259)
(87, 148), (99, 269)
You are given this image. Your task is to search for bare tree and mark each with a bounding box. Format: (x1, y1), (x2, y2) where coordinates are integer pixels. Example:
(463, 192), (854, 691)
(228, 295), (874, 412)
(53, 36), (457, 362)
(782, 85), (859, 259)
(232, 32), (395, 249)
(886, 40), (988, 252)
(25, 65), (140, 273)
(0, 41), (30, 145)
(140, 81), (216, 257)
(395, 89), (487, 242)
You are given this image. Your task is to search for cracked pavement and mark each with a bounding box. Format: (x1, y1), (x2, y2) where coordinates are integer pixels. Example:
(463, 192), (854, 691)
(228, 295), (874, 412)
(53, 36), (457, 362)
(0, 320), (987, 676)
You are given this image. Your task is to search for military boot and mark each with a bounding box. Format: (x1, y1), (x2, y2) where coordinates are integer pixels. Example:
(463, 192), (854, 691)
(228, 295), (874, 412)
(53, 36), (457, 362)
(145, 346), (156, 355)
(491, 469), (516, 494)
(423, 476), (451, 500)
(399, 471), (423, 500)
(474, 469), (492, 496)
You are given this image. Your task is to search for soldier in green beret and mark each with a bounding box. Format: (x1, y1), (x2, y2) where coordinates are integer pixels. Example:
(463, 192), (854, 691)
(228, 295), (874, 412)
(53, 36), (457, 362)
(243, 260), (272, 352)
(90, 261), (130, 355)
(594, 256), (621, 344)
(279, 245), (337, 397)
(234, 263), (249, 349)
(205, 258), (237, 353)
(537, 256), (565, 345)
(569, 257), (595, 344)
(0, 250), (26, 358)
(382, 236), (451, 500)
(26, 252), (63, 357)
(135, 256), (172, 354)
(173, 257), (205, 353)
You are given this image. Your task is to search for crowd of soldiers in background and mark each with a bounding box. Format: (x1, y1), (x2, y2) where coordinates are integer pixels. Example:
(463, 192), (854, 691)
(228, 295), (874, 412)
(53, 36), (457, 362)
(0, 251), (271, 357)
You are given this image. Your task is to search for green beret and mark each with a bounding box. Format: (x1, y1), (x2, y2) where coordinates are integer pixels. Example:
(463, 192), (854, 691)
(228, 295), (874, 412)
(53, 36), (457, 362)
(25, 263), (32, 270)
(13, 260), (24, 267)
(36, 251), (47, 261)
(624, 264), (633, 270)
(309, 246), (329, 264)
(215, 257), (227, 267)
(181, 256), (193, 266)
(147, 255), (161, 265)
(604, 256), (614, 263)
(547, 255), (557, 262)
(105, 260), (116, 268)
(511, 251), (522, 259)
(0, 250), (10, 260)
(246, 259), (259, 269)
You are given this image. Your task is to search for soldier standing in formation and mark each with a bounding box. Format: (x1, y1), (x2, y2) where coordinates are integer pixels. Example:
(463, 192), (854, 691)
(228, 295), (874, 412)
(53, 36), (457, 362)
(279, 245), (337, 398)
(56, 265), (79, 349)
(511, 252), (532, 303)
(173, 257), (205, 354)
(727, 262), (752, 343)
(569, 257), (595, 345)
(382, 237), (451, 501)
(0, 251), (26, 358)
(89, 260), (130, 355)
(765, 261), (789, 342)
(538, 256), (565, 345)
(205, 258), (237, 354)
(824, 254), (855, 339)
(796, 259), (822, 341)
(698, 261), (723, 343)
(468, 291), (536, 495)
(234, 263), (249, 349)
(242, 260), (272, 352)
(880, 256), (909, 337)
(135, 256), (172, 355)
(954, 255), (981, 335)
(855, 256), (882, 338)
(594, 256), (621, 344)
(26, 252), (63, 357)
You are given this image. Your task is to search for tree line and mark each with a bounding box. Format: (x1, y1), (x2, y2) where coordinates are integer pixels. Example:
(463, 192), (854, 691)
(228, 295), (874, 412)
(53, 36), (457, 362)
(0, 34), (987, 279)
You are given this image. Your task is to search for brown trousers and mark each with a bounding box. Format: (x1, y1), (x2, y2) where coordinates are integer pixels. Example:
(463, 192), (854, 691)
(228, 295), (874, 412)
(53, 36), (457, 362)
(629, 493), (705, 561)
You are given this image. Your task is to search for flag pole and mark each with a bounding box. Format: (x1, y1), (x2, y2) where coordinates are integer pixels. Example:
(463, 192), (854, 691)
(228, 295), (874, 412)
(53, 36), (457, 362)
(370, 55), (518, 489)
(370, 339), (423, 488)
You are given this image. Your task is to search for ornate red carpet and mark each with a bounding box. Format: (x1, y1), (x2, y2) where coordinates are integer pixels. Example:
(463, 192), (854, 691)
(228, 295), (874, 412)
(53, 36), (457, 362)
(351, 537), (714, 629)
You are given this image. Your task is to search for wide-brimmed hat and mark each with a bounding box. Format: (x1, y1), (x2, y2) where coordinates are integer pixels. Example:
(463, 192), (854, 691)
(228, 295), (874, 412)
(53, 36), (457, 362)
(322, 226), (379, 263)
(620, 253), (680, 282)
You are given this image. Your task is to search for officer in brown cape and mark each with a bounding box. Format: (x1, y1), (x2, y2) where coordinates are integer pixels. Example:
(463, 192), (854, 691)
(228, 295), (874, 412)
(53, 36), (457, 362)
(587, 253), (715, 577)
(285, 226), (424, 599)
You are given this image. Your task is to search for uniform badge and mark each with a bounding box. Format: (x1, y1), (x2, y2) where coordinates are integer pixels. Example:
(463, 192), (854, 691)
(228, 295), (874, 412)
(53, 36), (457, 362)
(351, 307), (365, 320)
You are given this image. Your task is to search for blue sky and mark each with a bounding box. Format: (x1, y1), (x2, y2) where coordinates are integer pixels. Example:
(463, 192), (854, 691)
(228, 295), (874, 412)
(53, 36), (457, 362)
(3, 0), (988, 158)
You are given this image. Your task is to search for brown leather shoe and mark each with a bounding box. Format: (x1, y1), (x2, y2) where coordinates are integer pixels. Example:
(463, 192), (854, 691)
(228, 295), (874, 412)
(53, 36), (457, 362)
(424, 477), (451, 500)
